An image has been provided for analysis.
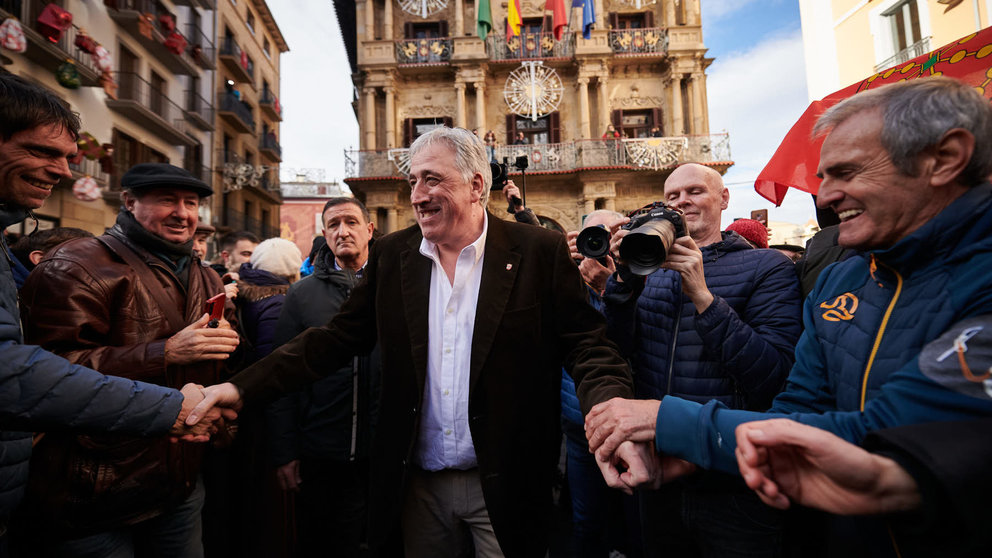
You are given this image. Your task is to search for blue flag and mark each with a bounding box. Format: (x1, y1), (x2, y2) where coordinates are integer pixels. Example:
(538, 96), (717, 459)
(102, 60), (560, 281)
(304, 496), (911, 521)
(581, 0), (595, 39)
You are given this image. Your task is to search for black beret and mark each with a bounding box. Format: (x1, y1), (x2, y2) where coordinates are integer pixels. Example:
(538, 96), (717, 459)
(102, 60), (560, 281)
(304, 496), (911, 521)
(121, 163), (212, 197)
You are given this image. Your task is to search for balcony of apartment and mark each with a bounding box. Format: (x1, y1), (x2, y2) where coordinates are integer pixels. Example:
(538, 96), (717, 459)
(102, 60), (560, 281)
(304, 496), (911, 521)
(219, 37), (255, 85)
(106, 72), (195, 146)
(395, 37), (453, 66)
(259, 133), (282, 163)
(259, 88), (283, 121)
(221, 152), (282, 203)
(0, 0), (102, 86)
(184, 90), (215, 131)
(608, 27), (669, 57)
(217, 91), (256, 134)
(486, 32), (574, 62)
(874, 36), (931, 73)
(107, 0), (200, 75)
(186, 22), (216, 71)
(344, 133), (731, 178)
(65, 156), (111, 191)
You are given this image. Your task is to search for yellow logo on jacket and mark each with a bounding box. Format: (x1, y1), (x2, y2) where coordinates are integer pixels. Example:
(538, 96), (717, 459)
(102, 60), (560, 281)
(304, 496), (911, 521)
(820, 293), (859, 321)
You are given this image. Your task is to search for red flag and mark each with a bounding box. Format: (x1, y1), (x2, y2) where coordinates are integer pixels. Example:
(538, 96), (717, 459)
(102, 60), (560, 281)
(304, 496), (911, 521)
(755, 26), (992, 206)
(546, 0), (567, 41)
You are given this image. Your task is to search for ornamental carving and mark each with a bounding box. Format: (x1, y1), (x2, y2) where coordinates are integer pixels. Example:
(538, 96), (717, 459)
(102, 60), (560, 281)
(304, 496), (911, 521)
(402, 104), (455, 117)
(613, 95), (664, 108)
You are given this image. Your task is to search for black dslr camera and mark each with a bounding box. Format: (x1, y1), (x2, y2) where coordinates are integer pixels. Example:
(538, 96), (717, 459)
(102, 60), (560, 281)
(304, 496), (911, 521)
(619, 202), (687, 275)
(490, 155), (529, 212)
(577, 202), (686, 276)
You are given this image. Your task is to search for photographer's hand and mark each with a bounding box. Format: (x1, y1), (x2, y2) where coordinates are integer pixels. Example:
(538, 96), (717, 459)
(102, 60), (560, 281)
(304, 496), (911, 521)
(661, 237), (714, 312)
(504, 181), (523, 212)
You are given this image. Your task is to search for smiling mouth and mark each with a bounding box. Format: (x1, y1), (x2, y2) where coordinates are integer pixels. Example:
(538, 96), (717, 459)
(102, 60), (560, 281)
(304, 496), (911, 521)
(837, 209), (864, 222)
(23, 177), (55, 191)
(418, 208), (440, 219)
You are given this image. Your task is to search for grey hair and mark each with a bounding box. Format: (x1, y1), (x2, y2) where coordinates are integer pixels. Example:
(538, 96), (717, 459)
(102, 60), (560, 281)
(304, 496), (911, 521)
(813, 77), (992, 186)
(582, 209), (625, 227)
(409, 126), (492, 206)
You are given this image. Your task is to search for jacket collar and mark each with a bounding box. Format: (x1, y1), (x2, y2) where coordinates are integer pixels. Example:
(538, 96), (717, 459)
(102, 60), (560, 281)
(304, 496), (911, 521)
(873, 182), (992, 273)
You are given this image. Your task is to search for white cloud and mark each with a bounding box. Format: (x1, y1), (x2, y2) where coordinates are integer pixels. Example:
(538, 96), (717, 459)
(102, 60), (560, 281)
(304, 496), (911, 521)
(269, 0), (359, 184)
(700, 0), (765, 21)
(705, 29), (816, 228)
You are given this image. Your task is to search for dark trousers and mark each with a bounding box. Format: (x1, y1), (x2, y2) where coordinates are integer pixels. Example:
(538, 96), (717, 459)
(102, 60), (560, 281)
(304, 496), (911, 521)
(639, 472), (783, 558)
(295, 458), (368, 558)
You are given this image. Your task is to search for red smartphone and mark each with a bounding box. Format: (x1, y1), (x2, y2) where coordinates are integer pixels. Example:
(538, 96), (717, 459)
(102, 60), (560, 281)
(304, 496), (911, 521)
(204, 293), (226, 328)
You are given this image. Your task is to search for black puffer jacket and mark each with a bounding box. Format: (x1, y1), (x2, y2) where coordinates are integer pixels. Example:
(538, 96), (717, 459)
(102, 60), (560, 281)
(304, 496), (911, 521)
(267, 244), (380, 464)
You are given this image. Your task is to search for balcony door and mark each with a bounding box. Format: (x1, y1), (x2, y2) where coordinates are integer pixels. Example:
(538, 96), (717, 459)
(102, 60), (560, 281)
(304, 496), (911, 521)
(118, 45), (139, 100)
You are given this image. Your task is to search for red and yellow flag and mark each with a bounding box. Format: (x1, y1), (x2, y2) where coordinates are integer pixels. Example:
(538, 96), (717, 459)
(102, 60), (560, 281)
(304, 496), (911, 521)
(507, 0), (522, 39)
(755, 26), (992, 206)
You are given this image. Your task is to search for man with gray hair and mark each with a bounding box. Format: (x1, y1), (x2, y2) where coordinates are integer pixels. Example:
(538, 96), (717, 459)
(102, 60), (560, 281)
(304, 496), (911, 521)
(586, 76), (992, 555)
(189, 126), (635, 557)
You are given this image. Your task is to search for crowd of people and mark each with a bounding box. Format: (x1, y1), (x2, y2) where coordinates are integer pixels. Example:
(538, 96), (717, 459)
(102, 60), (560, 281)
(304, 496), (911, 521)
(0, 71), (990, 558)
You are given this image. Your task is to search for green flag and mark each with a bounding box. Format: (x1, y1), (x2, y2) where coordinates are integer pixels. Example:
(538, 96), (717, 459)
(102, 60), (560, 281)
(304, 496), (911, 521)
(477, 0), (493, 39)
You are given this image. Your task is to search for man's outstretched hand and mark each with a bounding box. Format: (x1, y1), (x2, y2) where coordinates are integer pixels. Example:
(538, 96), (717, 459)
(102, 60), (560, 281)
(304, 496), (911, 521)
(735, 419), (921, 515)
(585, 397), (661, 457)
(170, 383), (235, 442)
(185, 382), (244, 429)
(594, 440), (697, 494)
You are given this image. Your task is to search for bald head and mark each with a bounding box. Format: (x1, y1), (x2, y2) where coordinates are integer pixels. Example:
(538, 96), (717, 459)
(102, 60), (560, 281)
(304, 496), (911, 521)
(583, 209), (625, 229)
(664, 163), (729, 247)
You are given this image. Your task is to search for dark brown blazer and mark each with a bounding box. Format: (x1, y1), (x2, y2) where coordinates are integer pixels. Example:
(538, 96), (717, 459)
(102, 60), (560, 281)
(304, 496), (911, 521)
(231, 214), (633, 557)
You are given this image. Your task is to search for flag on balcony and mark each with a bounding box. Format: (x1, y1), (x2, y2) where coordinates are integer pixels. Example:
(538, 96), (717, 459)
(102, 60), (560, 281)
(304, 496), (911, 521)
(507, 0), (522, 40)
(754, 25), (992, 206)
(545, 0), (567, 41)
(477, 0), (493, 39)
(578, 0), (595, 40)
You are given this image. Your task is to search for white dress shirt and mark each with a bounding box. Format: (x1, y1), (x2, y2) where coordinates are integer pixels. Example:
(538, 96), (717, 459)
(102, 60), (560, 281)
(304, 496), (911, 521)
(414, 213), (488, 471)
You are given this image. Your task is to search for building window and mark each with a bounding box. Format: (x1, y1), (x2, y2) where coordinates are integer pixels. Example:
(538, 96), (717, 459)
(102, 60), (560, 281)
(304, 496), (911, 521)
(506, 113), (560, 144)
(885, 0), (921, 53)
(403, 117), (453, 146)
(871, 0), (930, 70)
(246, 8), (256, 34)
(263, 37), (271, 58)
(613, 108), (663, 138)
(403, 21), (448, 38)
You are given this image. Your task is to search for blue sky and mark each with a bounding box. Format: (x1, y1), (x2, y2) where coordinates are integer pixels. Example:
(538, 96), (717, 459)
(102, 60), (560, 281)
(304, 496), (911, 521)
(269, 0), (817, 226)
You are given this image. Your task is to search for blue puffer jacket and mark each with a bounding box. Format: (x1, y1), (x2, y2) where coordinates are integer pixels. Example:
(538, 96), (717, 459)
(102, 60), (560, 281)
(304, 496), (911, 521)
(605, 232), (803, 411)
(0, 206), (182, 522)
(657, 183), (992, 474)
(236, 263), (291, 362)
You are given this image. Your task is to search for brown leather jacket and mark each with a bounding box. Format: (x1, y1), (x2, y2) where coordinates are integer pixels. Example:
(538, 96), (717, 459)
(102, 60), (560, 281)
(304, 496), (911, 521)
(18, 227), (230, 534)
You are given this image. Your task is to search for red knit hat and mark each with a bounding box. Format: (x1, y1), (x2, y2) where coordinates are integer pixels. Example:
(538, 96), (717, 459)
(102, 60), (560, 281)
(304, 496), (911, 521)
(726, 218), (769, 249)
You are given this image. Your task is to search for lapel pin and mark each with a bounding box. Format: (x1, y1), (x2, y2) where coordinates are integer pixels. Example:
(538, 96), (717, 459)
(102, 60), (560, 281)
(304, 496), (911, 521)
(506, 263), (513, 271)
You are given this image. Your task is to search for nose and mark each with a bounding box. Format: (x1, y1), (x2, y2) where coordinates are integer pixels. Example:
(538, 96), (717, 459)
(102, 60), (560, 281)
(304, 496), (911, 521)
(815, 177), (841, 209)
(51, 157), (71, 180)
(410, 179), (428, 205)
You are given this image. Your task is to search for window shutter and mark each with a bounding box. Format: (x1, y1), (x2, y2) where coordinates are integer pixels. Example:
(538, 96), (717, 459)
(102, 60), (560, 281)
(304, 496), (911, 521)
(403, 118), (414, 147)
(549, 112), (560, 143)
(439, 20), (449, 37)
(543, 14), (552, 32)
(404, 22), (414, 39)
(506, 114), (516, 144)
(608, 12), (619, 29)
(645, 10), (654, 28)
(611, 109), (622, 135)
(651, 108), (662, 134)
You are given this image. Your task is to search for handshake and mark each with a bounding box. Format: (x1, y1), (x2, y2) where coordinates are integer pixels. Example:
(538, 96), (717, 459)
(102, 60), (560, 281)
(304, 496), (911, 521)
(169, 382), (245, 442)
(584, 398), (697, 494)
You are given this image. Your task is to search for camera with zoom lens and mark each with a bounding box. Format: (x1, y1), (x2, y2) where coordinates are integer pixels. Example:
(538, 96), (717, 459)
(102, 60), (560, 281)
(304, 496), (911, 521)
(490, 155), (529, 191)
(619, 202), (687, 276)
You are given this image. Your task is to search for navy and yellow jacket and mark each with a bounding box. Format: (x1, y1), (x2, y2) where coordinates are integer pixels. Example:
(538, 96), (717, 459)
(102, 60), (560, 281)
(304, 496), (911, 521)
(656, 182), (992, 473)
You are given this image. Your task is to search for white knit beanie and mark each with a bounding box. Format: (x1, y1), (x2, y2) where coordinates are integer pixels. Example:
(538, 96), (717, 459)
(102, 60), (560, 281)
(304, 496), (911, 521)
(250, 238), (302, 278)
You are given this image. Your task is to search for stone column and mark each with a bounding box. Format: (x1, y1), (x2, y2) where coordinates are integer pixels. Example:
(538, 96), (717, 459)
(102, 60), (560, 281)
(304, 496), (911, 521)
(386, 207), (398, 233)
(384, 85), (396, 147)
(597, 76), (610, 134)
(455, 82), (467, 127)
(690, 72), (704, 134)
(665, 0), (676, 26)
(584, 198), (595, 215)
(697, 72), (710, 133)
(604, 197), (615, 211)
(594, 0), (605, 27)
(363, 86), (376, 149)
(687, 0), (700, 25)
(577, 77), (590, 139)
(474, 82), (486, 131)
(454, 0), (464, 37)
(364, 0), (374, 40)
(669, 73), (683, 135)
(384, 0), (393, 39)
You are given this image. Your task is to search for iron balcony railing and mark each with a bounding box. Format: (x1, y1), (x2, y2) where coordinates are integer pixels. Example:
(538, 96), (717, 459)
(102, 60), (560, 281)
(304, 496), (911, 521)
(219, 37), (255, 81)
(113, 72), (187, 130)
(874, 36), (931, 72)
(217, 91), (256, 132)
(259, 133), (282, 159)
(395, 37), (453, 64)
(186, 22), (216, 69)
(487, 32), (574, 61)
(0, 0), (101, 80)
(259, 88), (282, 119)
(608, 27), (669, 55)
(344, 134), (731, 178)
(69, 157), (111, 187)
(185, 90), (214, 123)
